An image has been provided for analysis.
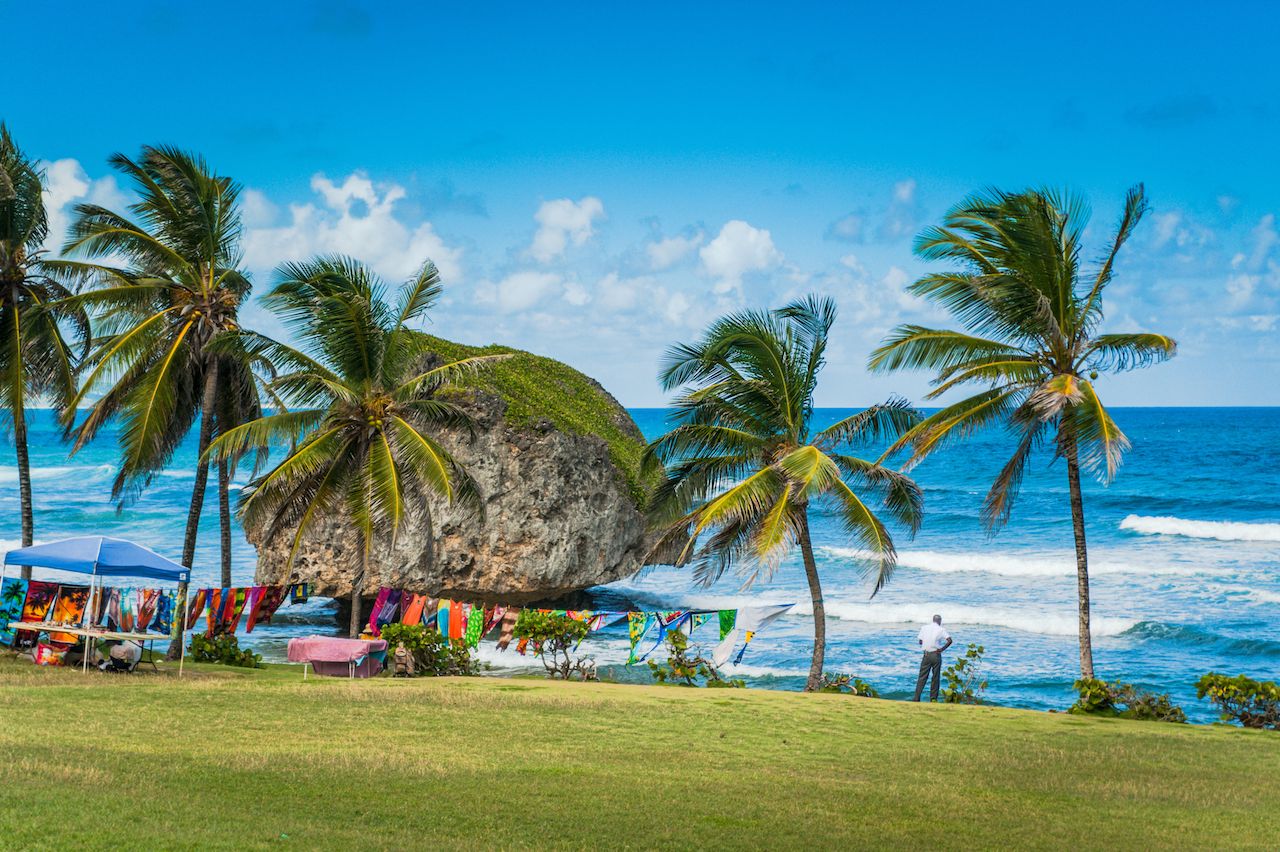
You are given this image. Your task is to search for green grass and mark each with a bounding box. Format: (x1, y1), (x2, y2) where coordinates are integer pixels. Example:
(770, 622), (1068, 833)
(2, 657), (1278, 850)
(416, 333), (655, 507)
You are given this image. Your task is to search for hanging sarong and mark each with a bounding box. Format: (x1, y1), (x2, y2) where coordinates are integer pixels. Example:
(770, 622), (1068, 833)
(153, 591), (174, 635)
(483, 605), (507, 635)
(626, 612), (653, 665)
(185, 589), (209, 631)
(496, 607), (520, 650)
(373, 589), (402, 636)
(289, 583), (309, 605)
(435, 599), (451, 638)
(367, 587), (391, 635)
(242, 587), (266, 633)
(585, 611), (627, 632)
(719, 609), (738, 641)
(13, 580), (58, 649)
(399, 593), (428, 627)
(205, 589), (224, 636)
(49, 585), (91, 644)
(253, 586), (288, 628)
(222, 587), (250, 633)
(0, 577), (29, 646)
(135, 589), (160, 634)
(464, 604), (485, 648)
(713, 604), (793, 668)
(92, 585), (112, 627)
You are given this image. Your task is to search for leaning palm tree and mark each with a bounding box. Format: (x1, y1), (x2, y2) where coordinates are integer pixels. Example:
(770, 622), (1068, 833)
(0, 125), (89, 578)
(207, 256), (503, 636)
(868, 185), (1176, 679)
(645, 295), (923, 690)
(57, 146), (251, 654)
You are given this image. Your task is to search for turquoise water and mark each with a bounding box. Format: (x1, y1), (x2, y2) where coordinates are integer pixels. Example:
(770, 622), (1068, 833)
(6, 408), (1279, 721)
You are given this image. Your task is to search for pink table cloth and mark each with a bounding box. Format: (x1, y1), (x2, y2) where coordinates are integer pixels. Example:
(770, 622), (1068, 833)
(287, 636), (387, 678)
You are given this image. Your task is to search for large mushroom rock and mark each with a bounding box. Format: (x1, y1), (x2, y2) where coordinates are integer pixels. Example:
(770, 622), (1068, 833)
(246, 335), (658, 604)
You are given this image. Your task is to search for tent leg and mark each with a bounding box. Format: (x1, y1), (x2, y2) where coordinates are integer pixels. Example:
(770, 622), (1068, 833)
(178, 586), (188, 678)
(82, 578), (96, 674)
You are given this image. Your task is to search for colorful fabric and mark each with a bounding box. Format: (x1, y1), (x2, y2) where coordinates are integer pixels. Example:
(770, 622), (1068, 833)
(496, 607), (520, 650)
(483, 605), (507, 635)
(626, 611), (654, 665)
(447, 601), (467, 643)
(255, 586), (289, 629)
(289, 583), (309, 605)
(117, 587), (137, 632)
(185, 589), (209, 631)
(585, 611), (627, 632)
(222, 587), (249, 633)
(15, 580), (59, 648)
(367, 587), (392, 635)
(91, 585), (112, 627)
(135, 588), (160, 633)
(48, 584), (91, 644)
(719, 609), (738, 641)
(373, 589), (402, 636)
(464, 604), (485, 648)
(713, 604), (793, 668)
(399, 593), (428, 627)
(153, 590), (175, 635)
(205, 589), (224, 636)
(434, 599), (451, 638)
(690, 612), (712, 634)
(241, 587), (265, 633)
(0, 577), (29, 646)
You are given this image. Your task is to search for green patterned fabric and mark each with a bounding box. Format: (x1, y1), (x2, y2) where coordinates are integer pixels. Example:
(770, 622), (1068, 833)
(626, 612), (651, 665)
(719, 609), (738, 641)
(465, 604), (485, 647)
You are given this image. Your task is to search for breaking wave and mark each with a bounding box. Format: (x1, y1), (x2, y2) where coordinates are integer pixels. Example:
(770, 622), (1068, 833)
(819, 546), (1215, 578)
(1120, 515), (1280, 542)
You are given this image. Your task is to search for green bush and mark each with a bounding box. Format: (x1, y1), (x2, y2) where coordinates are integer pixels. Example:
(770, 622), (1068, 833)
(1195, 673), (1280, 730)
(647, 630), (744, 688)
(513, 611), (594, 680)
(818, 673), (879, 697)
(942, 644), (988, 704)
(188, 633), (261, 668)
(379, 623), (478, 677)
(1071, 678), (1186, 723)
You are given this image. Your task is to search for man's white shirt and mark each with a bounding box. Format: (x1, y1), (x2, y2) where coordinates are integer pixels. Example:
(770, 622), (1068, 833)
(918, 623), (951, 652)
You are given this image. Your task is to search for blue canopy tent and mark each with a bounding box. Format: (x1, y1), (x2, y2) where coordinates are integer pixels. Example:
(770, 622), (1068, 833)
(1, 537), (191, 673)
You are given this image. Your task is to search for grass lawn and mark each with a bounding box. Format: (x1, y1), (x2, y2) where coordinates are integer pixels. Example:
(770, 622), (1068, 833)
(1, 656), (1277, 850)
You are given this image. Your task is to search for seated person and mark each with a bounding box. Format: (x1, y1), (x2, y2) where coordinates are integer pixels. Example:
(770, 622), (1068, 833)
(99, 640), (143, 672)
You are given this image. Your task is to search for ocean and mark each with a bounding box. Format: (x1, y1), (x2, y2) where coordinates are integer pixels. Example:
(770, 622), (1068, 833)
(5, 408), (1278, 722)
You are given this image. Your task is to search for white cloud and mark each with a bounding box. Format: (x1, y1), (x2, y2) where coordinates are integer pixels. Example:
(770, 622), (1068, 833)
(241, 189), (278, 227)
(825, 212), (863, 242)
(243, 172), (463, 283)
(699, 220), (782, 293)
(40, 158), (129, 256)
(563, 280), (591, 306)
(878, 178), (920, 241)
(647, 230), (704, 270)
(529, 196), (605, 263)
(490, 270), (562, 313)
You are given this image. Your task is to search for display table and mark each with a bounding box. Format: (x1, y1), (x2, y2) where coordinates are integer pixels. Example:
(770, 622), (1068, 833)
(7, 621), (166, 671)
(287, 636), (387, 678)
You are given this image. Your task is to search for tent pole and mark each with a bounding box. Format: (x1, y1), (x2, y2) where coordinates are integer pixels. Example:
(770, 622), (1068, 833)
(82, 576), (96, 674)
(178, 585), (188, 677)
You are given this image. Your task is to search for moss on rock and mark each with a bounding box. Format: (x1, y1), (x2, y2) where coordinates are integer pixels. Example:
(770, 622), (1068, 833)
(416, 333), (654, 508)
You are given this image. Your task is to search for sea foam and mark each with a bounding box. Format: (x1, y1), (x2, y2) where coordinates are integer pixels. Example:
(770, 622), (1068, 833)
(818, 546), (1213, 578)
(798, 599), (1138, 637)
(1120, 514), (1280, 542)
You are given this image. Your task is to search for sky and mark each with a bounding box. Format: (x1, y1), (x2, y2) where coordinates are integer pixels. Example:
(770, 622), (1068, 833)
(5, 1), (1279, 406)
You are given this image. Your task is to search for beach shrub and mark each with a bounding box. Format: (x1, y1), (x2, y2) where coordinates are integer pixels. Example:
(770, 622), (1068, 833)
(647, 630), (744, 688)
(819, 673), (879, 697)
(942, 644), (988, 704)
(513, 611), (595, 680)
(378, 623), (478, 677)
(1196, 673), (1280, 730)
(188, 633), (261, 668)
(1070, 678), (1186, 723)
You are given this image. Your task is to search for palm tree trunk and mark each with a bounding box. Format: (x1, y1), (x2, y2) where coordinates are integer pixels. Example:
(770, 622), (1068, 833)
(12, 384), (33, 581)
(1064, 437), (1095, 679)
(168, 356), (220, 659)
(349, 532), (369, 638)
(218, 458), (232, 588)
(797, 509), (826, 691)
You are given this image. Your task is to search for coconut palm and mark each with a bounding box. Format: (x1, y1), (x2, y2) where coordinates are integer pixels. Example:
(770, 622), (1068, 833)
(57, 145), (251, 653)
(207, 255), (503, 636)
(868, 185), (1176, 678)
(644, 295), (923, 690)
(0, 125), (89, 578)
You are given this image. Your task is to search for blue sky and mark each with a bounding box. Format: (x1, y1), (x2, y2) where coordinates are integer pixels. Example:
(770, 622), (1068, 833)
(6, 1), (1278, 405)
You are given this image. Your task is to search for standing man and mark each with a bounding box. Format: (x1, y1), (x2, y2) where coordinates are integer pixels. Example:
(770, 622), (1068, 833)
(914, 614), (953, 702)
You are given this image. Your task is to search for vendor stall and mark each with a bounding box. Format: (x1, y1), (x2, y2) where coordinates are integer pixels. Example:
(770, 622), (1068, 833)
(1, 537), (191, 674)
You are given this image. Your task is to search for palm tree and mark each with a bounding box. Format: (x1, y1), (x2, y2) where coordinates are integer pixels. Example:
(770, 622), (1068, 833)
(868, 185), (1176, 679)
(644, 295), (923, 690)
(207, 256), (503, 636)
(0, 125), (89, 578)
(57, 146), (251, 654)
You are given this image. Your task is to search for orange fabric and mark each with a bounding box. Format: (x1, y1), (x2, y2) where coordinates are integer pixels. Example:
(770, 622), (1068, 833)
(400, 593), (427, 626)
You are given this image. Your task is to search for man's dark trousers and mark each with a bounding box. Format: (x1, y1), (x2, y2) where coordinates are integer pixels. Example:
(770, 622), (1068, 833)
(914, 650), (942, 701)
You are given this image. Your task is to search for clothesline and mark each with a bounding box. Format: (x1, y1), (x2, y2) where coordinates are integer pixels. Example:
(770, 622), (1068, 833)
(363, 587), (795, 668)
